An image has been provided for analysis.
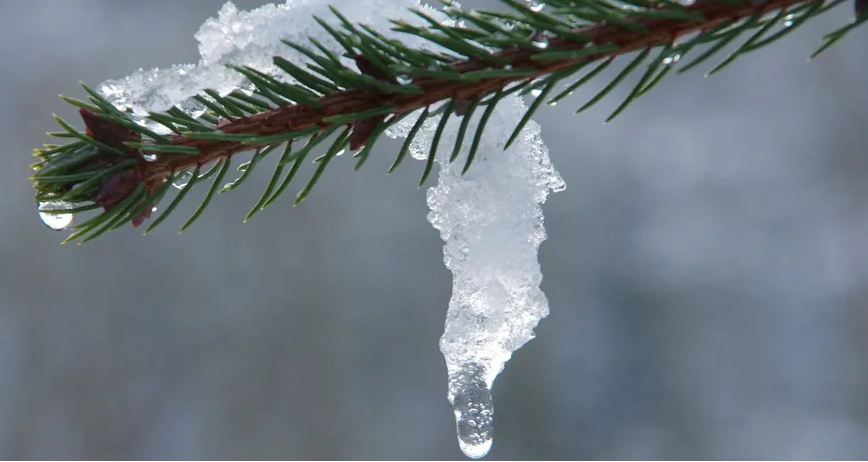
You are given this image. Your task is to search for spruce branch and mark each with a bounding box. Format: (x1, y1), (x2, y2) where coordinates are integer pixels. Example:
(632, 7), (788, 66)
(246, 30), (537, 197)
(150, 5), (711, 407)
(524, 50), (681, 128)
(30, 0), (865, 243)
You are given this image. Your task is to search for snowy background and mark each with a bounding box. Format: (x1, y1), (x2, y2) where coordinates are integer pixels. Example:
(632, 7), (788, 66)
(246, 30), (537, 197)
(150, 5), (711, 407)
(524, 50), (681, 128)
(2, 0), (868, 459)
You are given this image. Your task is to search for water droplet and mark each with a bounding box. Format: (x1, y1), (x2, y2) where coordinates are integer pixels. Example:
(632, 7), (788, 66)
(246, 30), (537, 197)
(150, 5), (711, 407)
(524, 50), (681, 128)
(531, 37), (549, 49)
(448, 363), (494, 459)
(37, 201), (75, 231)
(783, 14), (795, 27)
(397, 74), (413, 85)
(173, 171), (194, 190)
(529, 2), (545, 12)
(530, 88), (543, 97)
(142, 153), (159, 162)
(662, 53), (681, 65)
(335, 149), (346, 156)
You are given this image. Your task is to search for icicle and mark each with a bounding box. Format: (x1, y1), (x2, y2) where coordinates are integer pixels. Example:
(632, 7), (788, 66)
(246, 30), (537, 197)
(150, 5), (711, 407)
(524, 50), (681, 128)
(391, 93), (564, 458)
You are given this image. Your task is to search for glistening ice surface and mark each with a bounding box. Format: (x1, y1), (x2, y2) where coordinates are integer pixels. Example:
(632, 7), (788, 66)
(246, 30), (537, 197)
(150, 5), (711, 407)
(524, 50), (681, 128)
(389, 98), (564, 457)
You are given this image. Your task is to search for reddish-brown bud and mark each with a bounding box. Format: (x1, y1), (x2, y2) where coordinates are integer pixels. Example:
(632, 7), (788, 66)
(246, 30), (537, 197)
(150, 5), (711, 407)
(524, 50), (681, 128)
(95, 168), (141, 209)
(78, 108), (141, 156)
(350, 116), (384, 151)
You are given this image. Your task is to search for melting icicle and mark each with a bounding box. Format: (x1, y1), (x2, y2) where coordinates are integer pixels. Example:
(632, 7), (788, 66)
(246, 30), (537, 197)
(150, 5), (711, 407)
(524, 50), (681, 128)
(449, 363), (495, 458)
(173, 171), (194, 190)
(37, 201), (75, 230)
(390, 90), (563, 458)
(142, 153), (159, 162)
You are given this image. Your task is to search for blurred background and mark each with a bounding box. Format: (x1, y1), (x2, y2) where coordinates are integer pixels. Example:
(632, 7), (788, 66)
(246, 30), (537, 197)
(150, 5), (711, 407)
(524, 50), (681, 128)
(2, 0), (868, 459)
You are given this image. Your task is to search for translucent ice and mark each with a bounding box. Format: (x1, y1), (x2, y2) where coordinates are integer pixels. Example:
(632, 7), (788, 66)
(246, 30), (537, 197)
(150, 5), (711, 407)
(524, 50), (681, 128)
(389, 96), (564, 457)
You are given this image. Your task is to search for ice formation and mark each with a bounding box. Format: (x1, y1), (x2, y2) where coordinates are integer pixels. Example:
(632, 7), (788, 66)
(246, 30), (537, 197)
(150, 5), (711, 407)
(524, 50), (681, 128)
(96, 0), (425, 116)
(93, 0), (563, 457)
(388, 100), (563, 458)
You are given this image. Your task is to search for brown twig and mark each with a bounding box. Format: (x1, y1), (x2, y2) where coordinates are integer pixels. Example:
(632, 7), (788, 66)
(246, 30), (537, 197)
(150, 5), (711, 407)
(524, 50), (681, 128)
(143, 0), (812, 183)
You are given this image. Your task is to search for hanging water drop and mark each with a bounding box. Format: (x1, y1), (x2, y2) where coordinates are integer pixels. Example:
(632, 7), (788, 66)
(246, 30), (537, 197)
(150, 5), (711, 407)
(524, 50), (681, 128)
(662, 53), (681, 65)
(173, 171), (194, 190)
(783, 13), (795, 27)
(335, 148), (346, 156)
(529, 2), (545, 12)
(531, 37), (549, 49)
(397, 74), (413, 85)
(527, 78), (545, 98)
(447, 363), (494, 459)
(142, 152), (159, 162)
(37, 201), (75, 231)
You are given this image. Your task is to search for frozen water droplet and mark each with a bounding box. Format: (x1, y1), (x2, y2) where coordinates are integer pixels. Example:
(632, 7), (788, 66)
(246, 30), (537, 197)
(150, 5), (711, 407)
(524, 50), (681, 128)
(662, 53), (681, 65)
(142, 153), (159, 162)
(530, 88), (543, 97)
(37, 201), (75, 231)
(173, 171), (194, 190)
(448, 364), (494, 459)
(335, 149), (346, 156)
(783, 14), (795, 27)
(529, 2), (545, 12)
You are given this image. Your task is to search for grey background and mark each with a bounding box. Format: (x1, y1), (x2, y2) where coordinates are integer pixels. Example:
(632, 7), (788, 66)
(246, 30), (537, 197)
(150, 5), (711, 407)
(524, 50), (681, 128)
(1, 0), (867, 459)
